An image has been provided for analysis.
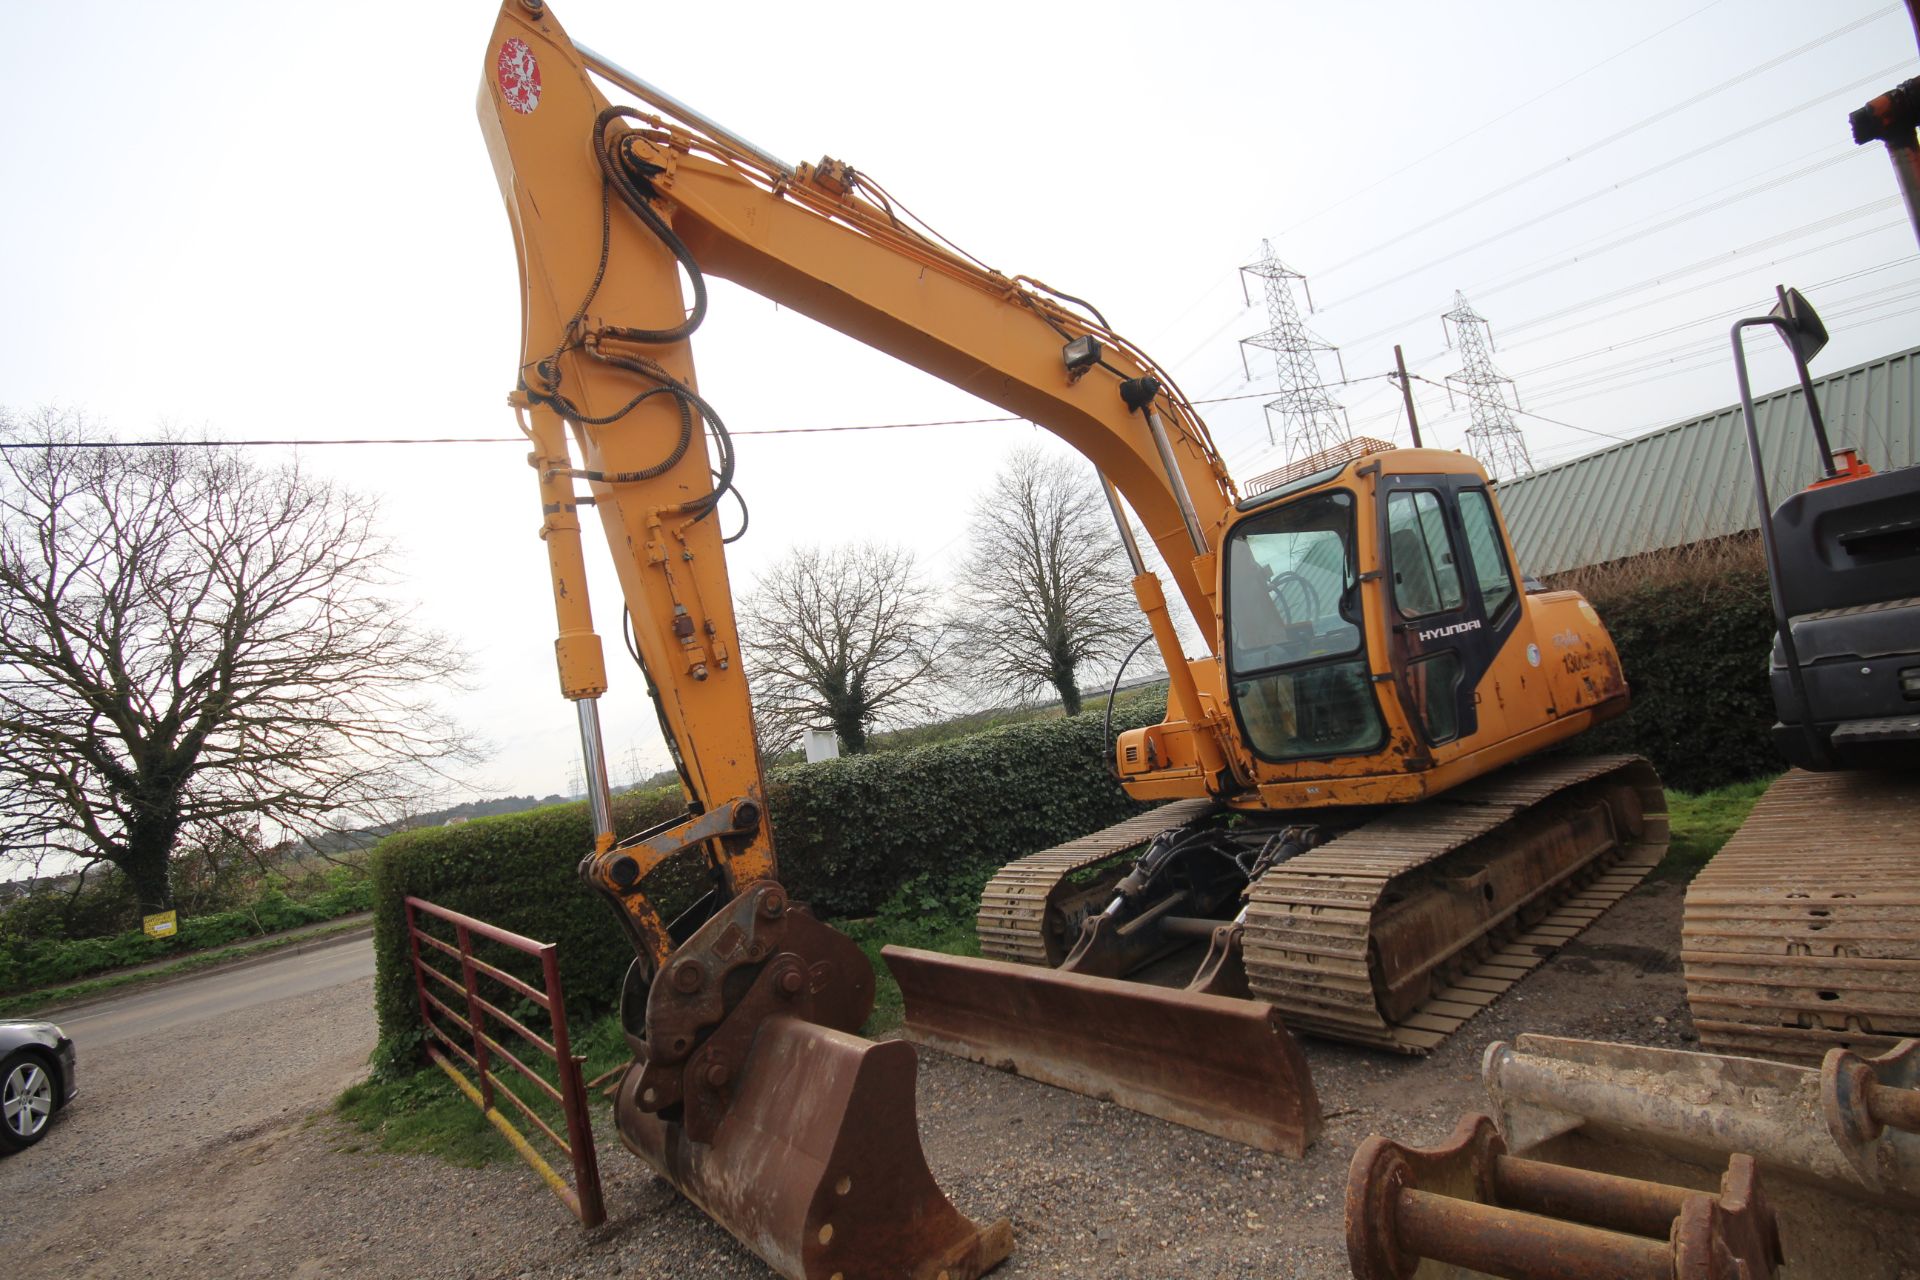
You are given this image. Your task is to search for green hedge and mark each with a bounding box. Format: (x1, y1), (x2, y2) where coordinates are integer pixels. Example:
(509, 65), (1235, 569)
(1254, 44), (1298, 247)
(368, 691), (1166, 1074)
(765, 699), (1161, 918)
(1553, 539), (1779, 792)
(368, 784), (684, 1076)
(0, 876), (372, 994)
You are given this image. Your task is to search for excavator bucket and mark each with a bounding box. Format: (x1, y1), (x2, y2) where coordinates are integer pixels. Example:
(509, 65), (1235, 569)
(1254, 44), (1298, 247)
(883, 946), (1321, 1154)
(617, 1014), (1012, 1280)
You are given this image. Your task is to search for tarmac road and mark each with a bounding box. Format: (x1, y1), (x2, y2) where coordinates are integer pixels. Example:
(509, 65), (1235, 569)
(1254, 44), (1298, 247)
(0, 932), (383, 1267)
(53, 934), (376, 1050)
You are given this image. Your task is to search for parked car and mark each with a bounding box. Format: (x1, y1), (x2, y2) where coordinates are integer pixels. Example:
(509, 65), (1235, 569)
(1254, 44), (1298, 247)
(1, 1020), (77, 1152)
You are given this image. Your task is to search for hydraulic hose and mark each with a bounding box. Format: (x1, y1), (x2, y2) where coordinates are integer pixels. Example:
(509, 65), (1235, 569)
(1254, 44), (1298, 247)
(1102, 632), (1156, 780)
(530, 105), (742, 520)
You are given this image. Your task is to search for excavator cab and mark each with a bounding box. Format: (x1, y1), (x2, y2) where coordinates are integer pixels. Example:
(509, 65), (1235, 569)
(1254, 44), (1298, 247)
(1117, 441), (1632, 808)
(1223, 462), (1539, 763)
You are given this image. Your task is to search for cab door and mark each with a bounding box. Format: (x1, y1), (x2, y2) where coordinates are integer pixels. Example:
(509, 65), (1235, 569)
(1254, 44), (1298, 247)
(1380, 478), (1483, 751)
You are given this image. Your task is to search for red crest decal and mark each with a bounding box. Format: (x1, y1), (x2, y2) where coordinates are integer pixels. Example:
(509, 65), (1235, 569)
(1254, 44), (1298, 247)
(497, 38), (542, 115)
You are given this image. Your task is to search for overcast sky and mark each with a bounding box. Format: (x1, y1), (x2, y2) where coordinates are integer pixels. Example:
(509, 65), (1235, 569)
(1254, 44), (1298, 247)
(4, 0), (1914, 805)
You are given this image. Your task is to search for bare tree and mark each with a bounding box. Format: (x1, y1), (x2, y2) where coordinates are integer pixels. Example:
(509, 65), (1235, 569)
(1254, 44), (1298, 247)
(739, 543), (948, 754)
(951, 446), (1139, 716)
(0, 409), (477, 914)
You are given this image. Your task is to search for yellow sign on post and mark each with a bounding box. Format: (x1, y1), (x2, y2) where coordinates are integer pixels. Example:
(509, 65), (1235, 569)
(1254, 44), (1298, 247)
(142, 910), (178, 939)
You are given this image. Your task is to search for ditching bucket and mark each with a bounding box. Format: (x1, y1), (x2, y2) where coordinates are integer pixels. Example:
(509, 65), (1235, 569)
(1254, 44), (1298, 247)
(883, 946), (1322, 1155)
(618, 1015), (1012, 1280)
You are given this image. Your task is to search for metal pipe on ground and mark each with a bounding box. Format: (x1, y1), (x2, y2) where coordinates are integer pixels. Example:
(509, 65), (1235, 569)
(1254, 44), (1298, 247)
(1344, 1114), (1782, 1280)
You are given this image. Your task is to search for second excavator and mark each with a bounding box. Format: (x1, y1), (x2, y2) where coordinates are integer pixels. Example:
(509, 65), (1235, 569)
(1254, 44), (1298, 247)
(478, 1), (1667, 1273)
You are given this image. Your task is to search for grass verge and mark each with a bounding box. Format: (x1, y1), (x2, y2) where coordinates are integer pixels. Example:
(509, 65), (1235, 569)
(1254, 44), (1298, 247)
(0, 916), (372, 1019)
(1655, 775), (1778, 881)
(334, 901), (977, 1166)
(840, 910), (980, 1037)
(335, 1013), (633, 1166)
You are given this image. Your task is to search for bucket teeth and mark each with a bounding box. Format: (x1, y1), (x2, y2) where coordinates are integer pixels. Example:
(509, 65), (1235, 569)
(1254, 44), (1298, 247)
(618, 1017), (1011, 1280)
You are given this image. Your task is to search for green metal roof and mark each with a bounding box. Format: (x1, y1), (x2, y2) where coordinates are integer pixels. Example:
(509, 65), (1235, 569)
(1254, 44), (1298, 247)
(1496, 343), (1920, 578)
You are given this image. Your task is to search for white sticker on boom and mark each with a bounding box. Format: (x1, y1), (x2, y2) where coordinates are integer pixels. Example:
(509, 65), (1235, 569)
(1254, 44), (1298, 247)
(497, 39), (542, 115)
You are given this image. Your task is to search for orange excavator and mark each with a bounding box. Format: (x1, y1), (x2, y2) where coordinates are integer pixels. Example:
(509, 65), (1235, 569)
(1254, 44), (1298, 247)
(478, 2), (1669, 1274)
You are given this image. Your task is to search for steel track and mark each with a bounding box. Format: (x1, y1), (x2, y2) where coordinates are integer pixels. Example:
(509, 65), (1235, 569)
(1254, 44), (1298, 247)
(1241, 756), (1668, 1053)
(1683, 768), (1920, 1063)
(975, 799), (1216, 966)
(975, 758), (1669, 1055)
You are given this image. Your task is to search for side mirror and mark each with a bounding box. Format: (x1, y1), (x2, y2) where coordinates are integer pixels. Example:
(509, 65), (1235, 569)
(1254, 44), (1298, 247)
(1770, 286), (1829, 366)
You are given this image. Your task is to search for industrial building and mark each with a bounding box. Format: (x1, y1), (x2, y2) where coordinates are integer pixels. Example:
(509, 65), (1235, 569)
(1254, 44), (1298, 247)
(1499, 343), (1920, 577)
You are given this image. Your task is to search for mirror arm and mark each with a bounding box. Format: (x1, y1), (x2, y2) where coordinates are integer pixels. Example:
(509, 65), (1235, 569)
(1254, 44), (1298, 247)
(1770, 288), (1837, 479)
(1730, 315), (1826, 768)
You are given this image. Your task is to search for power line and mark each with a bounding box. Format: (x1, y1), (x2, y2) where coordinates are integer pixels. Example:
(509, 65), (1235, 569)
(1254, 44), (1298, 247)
(1410, 375), (1629, 443)
(1333, 142), (1859, 353)
(1524, 284), (1920, 401)
(1317, 8), (1903, 281)
(1339, 189), (1900, 357)
(0, 416), (1028, 451)
(1526, 284), (1920, 404)
(1, 383), (1404, 454)
(1410, 280), (1920, 468)
(1276, 0), (1732, 238)
(0, 435), (522, 450)
(1325, 65), (1906, 312)
(1479, 165), (1884, 310)
(1508, 243), (1916, 349)
(1337, 146), (1873, 331)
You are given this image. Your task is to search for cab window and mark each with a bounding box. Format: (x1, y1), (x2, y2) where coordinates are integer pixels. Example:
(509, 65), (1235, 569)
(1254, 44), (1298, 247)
(1387, 489), (1462, 617)
(1457, 488), (1516, 619)
(1223, 490), (1385, 762)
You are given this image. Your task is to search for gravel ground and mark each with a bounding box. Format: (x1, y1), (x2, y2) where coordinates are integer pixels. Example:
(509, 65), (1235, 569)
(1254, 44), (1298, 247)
(0, 879), (1695, 1279)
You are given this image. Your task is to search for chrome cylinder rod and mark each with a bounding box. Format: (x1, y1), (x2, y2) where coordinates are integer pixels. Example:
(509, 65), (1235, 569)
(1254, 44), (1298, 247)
(576, 44), (794, 179)
(1144, 410), (1209, 556)
(1098, 472), (1148, 575)
(576, 698), (615, 847)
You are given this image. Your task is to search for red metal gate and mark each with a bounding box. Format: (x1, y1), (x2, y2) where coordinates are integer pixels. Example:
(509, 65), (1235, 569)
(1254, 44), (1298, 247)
(404, 896), (605, 1227)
